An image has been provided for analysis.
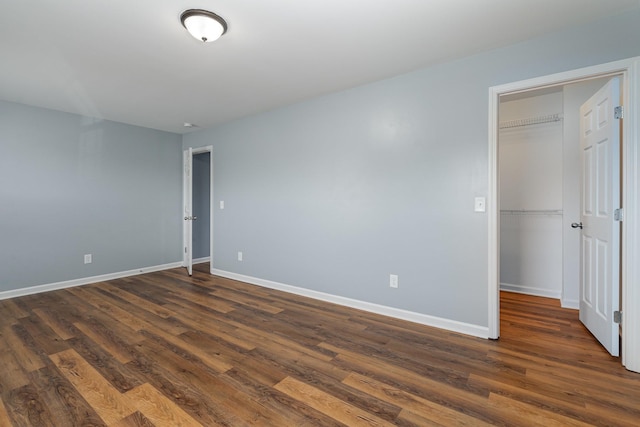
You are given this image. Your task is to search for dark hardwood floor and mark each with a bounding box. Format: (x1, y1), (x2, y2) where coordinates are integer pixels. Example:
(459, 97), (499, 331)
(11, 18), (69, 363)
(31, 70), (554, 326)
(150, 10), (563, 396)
(0, 263), (638, 426)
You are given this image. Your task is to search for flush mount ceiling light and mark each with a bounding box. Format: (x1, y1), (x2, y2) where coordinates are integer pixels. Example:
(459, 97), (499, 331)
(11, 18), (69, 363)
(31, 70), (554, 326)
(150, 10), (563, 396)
(180, 9), (228, 42)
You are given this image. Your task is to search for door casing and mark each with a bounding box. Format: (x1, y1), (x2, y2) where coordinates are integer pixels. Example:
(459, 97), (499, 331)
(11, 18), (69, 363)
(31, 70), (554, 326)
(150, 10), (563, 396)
(488, 57), (640, 373)
(183, 146), (214, 275)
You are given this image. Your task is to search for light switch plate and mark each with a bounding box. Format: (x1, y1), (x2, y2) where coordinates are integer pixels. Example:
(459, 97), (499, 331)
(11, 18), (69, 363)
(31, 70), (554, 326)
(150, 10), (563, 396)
(474, 197), (486, 212)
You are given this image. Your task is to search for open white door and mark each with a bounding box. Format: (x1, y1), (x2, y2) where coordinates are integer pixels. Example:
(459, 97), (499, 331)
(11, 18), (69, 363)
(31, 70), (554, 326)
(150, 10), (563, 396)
(578, 77), (621, 356)
(183, 147), (193, 276)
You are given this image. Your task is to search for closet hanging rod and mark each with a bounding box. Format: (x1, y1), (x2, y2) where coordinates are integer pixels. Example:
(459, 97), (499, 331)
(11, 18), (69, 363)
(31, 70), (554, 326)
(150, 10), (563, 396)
(499, 113), (563, 129)
(500, 209), (563, 215)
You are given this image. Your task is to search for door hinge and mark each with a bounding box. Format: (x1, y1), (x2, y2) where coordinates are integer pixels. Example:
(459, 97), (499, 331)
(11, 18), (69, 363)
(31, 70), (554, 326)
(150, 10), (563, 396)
(614, 106), (624, 119)
(614, 311), (622, 324)
(185, 247), (187, 253)
(614, 208), (624, 222)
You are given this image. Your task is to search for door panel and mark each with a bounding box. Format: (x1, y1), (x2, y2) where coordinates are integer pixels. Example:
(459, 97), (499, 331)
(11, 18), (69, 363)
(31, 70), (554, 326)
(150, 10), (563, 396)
(579, 77), (620, 356)
(583, 145), (593, 215)
(582, 235), (592, 304)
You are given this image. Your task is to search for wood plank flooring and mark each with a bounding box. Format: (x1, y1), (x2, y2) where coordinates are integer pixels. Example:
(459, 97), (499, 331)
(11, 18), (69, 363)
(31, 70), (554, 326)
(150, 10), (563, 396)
(1, 263), (638, 426)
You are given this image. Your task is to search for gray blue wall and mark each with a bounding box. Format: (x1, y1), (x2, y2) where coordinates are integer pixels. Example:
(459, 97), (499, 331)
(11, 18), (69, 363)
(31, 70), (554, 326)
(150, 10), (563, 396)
(184, 10), (640, 327)
(0, 101), (182, 291)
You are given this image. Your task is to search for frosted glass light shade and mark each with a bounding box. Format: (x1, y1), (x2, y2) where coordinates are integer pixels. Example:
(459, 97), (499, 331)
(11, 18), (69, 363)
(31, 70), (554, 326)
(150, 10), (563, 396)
(180, 9), (227, 43)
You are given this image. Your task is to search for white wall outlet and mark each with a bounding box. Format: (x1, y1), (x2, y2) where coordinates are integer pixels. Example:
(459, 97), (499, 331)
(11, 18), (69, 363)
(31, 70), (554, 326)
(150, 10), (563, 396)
(390, 274), (399, 288)
(474, 196), (486, 212)
(237, 251), (243, 261)
(220, 200), (225, 209)
(84, 254), (92, 264)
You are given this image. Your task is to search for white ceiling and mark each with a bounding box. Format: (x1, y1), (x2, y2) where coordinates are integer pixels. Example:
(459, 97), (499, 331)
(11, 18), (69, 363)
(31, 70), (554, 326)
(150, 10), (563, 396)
(1, 0), (639, 134)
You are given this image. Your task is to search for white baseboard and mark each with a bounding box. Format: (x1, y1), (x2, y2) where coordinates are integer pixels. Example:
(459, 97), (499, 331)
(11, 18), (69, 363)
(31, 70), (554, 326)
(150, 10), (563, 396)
(193, 257), (211, 264)
(211, 269), (489, 339)
(561, 298), (579, 310)
(0, 261), (183, 301)
(500, 283), (561, 300)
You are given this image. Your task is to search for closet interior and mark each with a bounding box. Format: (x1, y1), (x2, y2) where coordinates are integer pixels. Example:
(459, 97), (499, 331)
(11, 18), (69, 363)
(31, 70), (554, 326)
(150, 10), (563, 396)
(498, 78), (609, 308)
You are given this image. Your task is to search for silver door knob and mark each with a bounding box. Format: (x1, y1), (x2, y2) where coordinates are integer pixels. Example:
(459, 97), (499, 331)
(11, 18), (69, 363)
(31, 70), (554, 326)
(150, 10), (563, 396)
(193, 216), (197, 221)
(571, 222), (583, 229)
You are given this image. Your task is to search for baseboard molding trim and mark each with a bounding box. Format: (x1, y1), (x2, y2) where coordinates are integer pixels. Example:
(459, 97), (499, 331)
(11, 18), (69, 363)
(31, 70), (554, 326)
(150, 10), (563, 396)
(212, 269), (489, 339)
(500, 283), (561, 300)
(193, 257), (211, 264)
(561, 298), (579, 310)
(0, 261), (183, 301)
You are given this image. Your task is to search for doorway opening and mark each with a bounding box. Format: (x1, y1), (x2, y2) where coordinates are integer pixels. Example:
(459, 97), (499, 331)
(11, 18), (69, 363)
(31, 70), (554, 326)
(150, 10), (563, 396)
(183, 146), (214, 276)
(498, 77), (619, 357)
(192, 151), (211, 264)
(487, 57), (640, 373)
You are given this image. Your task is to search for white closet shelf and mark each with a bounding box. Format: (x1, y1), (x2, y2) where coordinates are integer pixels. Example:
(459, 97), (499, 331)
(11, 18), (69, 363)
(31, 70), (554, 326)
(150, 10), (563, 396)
(500, 209), (563, 215)
(499, 113), (563, 129)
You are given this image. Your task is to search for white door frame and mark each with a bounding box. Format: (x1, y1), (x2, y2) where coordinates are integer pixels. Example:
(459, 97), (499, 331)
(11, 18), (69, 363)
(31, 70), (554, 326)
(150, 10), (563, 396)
(183, 145), (214, 275)
(488, 57), (640, 373)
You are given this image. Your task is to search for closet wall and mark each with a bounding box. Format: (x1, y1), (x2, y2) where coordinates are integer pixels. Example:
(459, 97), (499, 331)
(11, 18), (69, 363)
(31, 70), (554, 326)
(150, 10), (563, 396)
(499, 91), (564, 298)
